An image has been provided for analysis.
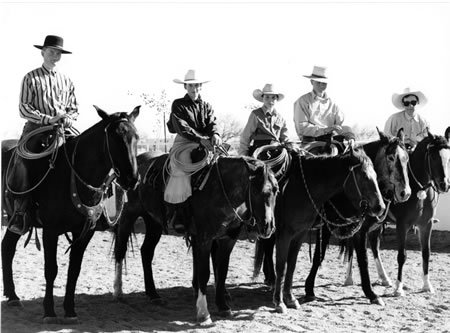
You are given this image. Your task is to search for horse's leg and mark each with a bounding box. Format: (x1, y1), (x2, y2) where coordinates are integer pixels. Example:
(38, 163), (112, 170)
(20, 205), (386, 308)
(141, 216), (163, 302)
(369, 227), (392, 287)
(418, 220), (434, 293)
(343, 240), (355, 286)
(62, 229), (95, 322)
(212, 237), (237, 317)
(273, 231), (293, 314)
(192, 236), (213, 325)
(304, 227), (331, 302)
(353, 229), (384, 305)
(394, 222), (408, 296)
(262, 234), (276, 288)
(283, 233), (303, 309)
(211, 240), (231, 303)
(42, 229), (59, 322)
(1, 229), (22, 306)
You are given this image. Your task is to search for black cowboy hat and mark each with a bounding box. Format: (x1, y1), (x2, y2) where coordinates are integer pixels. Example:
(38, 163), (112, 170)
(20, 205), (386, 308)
(34, 35), (71, 54)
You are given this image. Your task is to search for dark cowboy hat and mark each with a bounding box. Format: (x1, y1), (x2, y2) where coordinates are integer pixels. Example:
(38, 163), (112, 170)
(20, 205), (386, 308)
(34, 35), (72, 54)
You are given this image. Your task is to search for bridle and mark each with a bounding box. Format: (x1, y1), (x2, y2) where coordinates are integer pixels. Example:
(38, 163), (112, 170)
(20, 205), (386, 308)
(215, 157), (257, 229)
(67, 118), (133, 228)
(408, 142), (450, 196)
(299, 155), (369, 239)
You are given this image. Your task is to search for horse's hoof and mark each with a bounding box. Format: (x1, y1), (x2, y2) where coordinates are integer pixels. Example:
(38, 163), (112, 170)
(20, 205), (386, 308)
(61, 316), (79, 325)
(393, 289), (405, 297)
(42, 316), (59, 324)
(217, 309), (233, 318)
(343, 278), (354, 286)
(300, 295), (316, 304)
(7, 299), (23, 307)
(197, 314), (213, 326)
(286, 299), (301, 309)
(370, 297), (385, 306)
(274, 303), (288, 314)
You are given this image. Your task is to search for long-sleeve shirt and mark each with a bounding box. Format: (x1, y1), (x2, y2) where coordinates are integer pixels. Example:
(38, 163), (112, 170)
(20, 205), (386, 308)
(384, 110), (430, 145)
(239, 106), (289, 156)
(293, 91), (344, 138)
(19, 64), (78, 126)
(168, 94), (219, 143)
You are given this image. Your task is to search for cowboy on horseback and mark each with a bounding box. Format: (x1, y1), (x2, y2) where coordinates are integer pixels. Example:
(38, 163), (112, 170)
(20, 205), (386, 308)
(5, 35), (79, 235)
(238, 83), (290, 157)
(164, 69), (222, 233)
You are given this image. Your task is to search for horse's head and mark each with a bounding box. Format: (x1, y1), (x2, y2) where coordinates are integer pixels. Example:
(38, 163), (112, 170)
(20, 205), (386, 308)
(342, 146), (386, 218)
(245, 157), (279, 239)
(372, 129), (411, 203)
(415, 129), (450, 193)
(95, 105), (140, 191)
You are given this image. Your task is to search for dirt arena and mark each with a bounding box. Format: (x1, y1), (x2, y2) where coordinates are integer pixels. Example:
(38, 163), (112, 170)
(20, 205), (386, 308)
(1, 225), (450, 333)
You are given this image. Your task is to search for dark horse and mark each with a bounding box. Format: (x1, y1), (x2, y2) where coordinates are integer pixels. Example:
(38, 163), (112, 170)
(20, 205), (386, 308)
(343, 128), (450, 296)
(113, 151), (278, 324)
(1, 106), (140, 323)
(262, 146), (386, 313)
(302, 130), (411, 305)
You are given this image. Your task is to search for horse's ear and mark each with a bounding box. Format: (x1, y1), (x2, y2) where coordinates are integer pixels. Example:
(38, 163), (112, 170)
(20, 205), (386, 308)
(396, 128), (405, 142)
(129, 106), (141, 122)
(377, 127), (388, 142)
(444, 127), (450, 141)
(426, 127), (434, 140)
(94, 105), (109, 120)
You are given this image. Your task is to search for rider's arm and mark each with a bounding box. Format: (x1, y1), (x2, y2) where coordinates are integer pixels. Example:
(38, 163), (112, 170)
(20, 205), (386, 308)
(294, 97), (324, 138)
(239, 111), (258, 156)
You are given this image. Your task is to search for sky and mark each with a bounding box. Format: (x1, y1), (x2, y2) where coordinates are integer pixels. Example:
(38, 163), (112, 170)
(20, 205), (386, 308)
(1, 1), (449, 141)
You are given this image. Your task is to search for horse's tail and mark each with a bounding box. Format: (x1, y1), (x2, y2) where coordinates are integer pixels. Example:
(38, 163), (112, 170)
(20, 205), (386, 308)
(252, 238), (265, 280)
(111, 210), (137, 265)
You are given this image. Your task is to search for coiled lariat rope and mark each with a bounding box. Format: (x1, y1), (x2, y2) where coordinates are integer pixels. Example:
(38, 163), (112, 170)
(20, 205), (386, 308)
(6, 125), (64, 195)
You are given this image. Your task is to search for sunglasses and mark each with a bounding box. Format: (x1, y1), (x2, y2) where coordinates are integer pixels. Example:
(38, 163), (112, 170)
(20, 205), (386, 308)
(403, 100), (418, 107)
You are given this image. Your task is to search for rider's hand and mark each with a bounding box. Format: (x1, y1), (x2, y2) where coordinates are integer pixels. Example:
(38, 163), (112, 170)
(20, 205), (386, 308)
(211, 134), (222, 147)
(48, 113), (67, 125)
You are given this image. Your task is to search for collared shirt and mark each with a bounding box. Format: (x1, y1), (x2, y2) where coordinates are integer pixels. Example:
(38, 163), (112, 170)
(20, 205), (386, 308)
(19, 64), (79, 126)
(168, 94), (219, 143)
(238, 106), (289, 156)
(384, 110), (430, 145)
(293, 91), (344, 138)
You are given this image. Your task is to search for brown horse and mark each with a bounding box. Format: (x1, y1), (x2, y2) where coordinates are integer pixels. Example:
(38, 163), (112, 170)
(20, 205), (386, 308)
(2, 106), (140, 323)
(113, 151), (278, 324)
(344, 128), (450, 296)
(270, 146), (386, 313)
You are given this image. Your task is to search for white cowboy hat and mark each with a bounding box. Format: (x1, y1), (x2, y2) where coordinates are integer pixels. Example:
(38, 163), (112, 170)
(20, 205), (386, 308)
(253, 83), (285, 102)
(303, 65), (328, 83)
(173, 69), (210, 84)
(392, 87), (428, 110)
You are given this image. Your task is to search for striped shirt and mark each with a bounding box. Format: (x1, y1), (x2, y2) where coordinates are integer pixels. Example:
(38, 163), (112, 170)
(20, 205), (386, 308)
(19, 64), (78, 126)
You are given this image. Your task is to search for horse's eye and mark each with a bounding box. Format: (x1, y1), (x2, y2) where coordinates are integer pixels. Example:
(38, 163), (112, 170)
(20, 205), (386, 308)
(387, 155), (395, 162)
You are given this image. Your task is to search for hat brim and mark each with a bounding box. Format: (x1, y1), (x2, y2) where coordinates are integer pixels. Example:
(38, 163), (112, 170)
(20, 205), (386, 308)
(34, 45), (72, 54)
(392, 91), (428, 110)
(303, 75), (328, 83)
(173, 79), (210, 84)
(253, 89), (285, 102)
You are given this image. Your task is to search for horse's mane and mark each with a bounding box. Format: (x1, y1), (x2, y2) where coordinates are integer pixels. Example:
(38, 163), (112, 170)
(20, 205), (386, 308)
(363, 133), (405, 159)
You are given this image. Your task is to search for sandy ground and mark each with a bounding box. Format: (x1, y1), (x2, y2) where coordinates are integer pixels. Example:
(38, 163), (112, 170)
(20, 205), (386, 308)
(1, 226), (450, 333)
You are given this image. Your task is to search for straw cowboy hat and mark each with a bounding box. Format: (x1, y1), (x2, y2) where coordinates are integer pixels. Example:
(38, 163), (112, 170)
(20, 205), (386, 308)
(303, 65), (328, 83)
(34, 35), (72, 54)
(392, 87), (428, 110)
(253, 84), (285, 102)
(173, 69), (210, 84)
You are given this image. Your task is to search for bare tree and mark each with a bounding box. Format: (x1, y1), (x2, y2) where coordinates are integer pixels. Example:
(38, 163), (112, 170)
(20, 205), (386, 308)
(217, 113), (244, 142)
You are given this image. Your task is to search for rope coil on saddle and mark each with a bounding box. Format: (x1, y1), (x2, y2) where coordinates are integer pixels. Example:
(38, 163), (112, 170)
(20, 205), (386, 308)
(5, 125), (65, 195)
(165, 142), (212, 176)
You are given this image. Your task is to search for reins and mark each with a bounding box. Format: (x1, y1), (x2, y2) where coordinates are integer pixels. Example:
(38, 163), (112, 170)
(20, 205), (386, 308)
(298, 155), (365, 239)
(215, 157), (256, 228)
